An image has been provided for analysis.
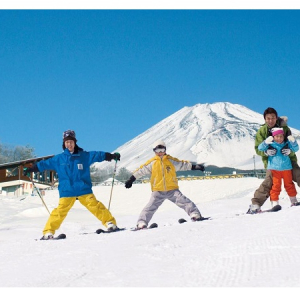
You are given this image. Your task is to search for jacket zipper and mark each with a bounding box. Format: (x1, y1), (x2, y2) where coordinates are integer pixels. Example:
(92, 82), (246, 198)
(160, 158), (167, 191)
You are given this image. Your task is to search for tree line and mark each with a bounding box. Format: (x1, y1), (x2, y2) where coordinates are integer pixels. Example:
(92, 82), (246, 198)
(0, 143), (35, 164)
(90, 165), (132, 183)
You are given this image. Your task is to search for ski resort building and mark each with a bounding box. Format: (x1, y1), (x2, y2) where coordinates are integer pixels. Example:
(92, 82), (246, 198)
(0, 156), (56, 197)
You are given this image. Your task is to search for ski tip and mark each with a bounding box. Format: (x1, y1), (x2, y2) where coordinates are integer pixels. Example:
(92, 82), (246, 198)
(201, 217), (211, 221)
(178, 218), (187, 224)
(273, 205), (282, 212)
(148, 223), (158, 229)
(57, 233), (67, 239)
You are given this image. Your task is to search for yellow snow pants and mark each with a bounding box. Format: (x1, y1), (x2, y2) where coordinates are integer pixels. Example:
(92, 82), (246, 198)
(43, 193), (117, 235)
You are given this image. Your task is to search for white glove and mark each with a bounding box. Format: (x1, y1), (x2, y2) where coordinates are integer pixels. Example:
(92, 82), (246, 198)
(288, 135), (295, 143)
(281, 148), (291, 156)
(265, 136), (274, 144)
(264, 148), (277, 156)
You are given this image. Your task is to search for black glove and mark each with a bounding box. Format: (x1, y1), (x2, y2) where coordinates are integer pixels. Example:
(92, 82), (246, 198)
(112, 152), (121, 161)
(23, 165), (39, 177)
(264, 146), (277, 156)
(125, 175), (136, 189)
(192, 164), (205, 172)
(105, 152), (121, 161)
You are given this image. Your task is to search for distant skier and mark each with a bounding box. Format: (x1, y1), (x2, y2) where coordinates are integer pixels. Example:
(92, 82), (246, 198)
(247, 107), (300, 214)
(24, 129), (121, 239)
(124, 140), (206, 229)
(258, 127), (299, 208)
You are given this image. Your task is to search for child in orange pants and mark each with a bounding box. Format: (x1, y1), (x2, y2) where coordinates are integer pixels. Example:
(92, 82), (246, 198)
(258, 127), (299, 207)
(270, 170), (296, 204)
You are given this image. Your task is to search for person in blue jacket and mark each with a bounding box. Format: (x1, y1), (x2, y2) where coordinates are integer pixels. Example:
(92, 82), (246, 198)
(258, 127), (299, 209)
(25, 130), (120, 240)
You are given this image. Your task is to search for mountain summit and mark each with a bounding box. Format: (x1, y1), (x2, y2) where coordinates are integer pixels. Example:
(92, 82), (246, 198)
(98, 102), (300, 171)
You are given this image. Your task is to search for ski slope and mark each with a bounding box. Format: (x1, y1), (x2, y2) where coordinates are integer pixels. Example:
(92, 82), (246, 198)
(1, 177), (300, 298)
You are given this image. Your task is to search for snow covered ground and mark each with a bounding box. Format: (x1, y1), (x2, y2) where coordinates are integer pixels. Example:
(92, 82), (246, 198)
(1, 177), (300, 297)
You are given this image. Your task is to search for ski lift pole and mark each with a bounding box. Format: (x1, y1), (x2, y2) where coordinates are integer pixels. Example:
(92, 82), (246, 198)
(108, 158), (118, 211)
(29, 176), (51, 215)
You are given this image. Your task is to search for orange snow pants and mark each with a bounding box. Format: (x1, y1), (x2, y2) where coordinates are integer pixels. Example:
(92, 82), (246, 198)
(43, 193), (116, 235)
(270, 170), (297, 201)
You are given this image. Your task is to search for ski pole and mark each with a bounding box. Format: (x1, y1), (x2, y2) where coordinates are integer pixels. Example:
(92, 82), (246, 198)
(108, 158), (118, 211)
(29, 176), (51, 215)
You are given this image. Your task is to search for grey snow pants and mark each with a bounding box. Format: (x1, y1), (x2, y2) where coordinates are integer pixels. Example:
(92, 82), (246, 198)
(137, 189), (201, 225)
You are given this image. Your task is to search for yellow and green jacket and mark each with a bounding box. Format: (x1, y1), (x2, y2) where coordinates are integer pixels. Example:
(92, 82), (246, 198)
(133, 154), (192, 191)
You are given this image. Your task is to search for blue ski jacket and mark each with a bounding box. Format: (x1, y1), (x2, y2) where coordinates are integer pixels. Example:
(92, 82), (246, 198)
(258, 140), (299, 171)
(37, 148), (106, 197)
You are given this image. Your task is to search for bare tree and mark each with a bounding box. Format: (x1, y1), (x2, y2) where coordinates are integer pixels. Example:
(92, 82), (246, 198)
(0, 143), (36, 164)
(116, 167), (132, 182)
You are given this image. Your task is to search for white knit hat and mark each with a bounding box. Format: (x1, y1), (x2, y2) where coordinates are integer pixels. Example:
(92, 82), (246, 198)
(152, 140), (166, 149)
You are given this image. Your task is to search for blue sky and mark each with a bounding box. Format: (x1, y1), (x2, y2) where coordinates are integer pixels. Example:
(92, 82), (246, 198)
(1, 8), (300, 158)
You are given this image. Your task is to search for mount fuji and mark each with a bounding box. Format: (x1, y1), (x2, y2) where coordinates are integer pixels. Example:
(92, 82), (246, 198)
(96, 102), (300, 172)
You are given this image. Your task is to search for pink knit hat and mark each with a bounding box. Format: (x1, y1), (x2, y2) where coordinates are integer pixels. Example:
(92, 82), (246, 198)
(271, 127), (284, 136)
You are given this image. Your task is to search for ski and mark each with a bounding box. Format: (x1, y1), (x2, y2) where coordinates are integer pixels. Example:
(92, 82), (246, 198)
(149, 223), (158, 229)
(53, 233), (66, 240)
(130, 222), (158, 231)
(80, 227), (126, 235)
(95, 227), (126, 234)
(178, 217), (210, 224)
(259, 204), (282, 213)
(178, 218), (187, 224)
(81, 223), (157, 235)
(243, 204), (282, 216)
(36, 233), (66, 241)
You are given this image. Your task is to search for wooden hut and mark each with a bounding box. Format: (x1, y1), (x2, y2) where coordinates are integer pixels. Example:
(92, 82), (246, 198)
(0, 155), (56, 196)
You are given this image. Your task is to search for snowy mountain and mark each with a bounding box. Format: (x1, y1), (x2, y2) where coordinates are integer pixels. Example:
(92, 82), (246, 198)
(97, 102), (300, 172)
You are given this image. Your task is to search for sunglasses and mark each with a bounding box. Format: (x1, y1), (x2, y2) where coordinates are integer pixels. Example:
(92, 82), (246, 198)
(154, 147), (166, 153)
(63, 130), (76, 139)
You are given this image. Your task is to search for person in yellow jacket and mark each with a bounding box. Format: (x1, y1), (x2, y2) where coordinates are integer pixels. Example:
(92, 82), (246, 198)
(124, 140), (205, 229)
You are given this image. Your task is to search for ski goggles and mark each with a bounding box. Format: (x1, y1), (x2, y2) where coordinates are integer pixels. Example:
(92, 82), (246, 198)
(153, 146), (166, 153)
(63, 130), (76, 139)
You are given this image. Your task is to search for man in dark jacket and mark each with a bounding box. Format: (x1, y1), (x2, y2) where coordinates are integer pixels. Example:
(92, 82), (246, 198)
(25, 129), (120, 239)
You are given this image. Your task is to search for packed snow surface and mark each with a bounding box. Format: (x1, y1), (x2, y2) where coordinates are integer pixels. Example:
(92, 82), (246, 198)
(1, 177), (300, 297)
